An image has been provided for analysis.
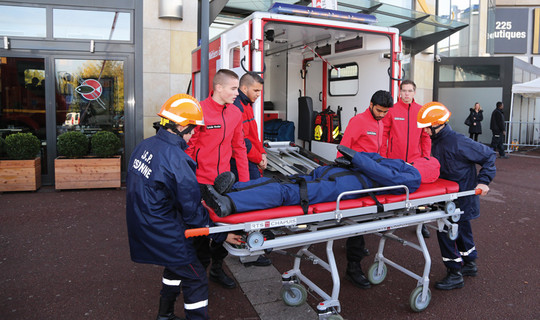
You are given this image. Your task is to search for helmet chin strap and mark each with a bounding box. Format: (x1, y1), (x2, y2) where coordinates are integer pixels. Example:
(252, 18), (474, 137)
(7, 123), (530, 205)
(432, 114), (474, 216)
(430, 124), (445, 138)
(179, 124), (196, 136)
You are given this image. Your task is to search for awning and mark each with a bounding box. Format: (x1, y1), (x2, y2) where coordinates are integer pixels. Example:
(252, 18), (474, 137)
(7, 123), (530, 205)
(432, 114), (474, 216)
(216, 0), (468, 56)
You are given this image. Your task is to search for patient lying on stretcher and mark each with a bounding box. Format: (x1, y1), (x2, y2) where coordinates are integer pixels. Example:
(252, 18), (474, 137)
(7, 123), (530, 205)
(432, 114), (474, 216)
(202, 145), (440, 217)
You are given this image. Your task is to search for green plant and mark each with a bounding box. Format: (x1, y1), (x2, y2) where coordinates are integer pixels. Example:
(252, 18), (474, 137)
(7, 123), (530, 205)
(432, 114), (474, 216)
(91, 131), (121, 158)
(57, 131), (89, 158)
(4, 133), (41, 160)
(0, 137), (5, 156)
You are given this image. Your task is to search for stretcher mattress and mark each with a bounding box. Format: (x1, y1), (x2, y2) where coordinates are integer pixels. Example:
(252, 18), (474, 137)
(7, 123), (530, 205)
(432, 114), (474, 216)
(209, 178), (460, 224)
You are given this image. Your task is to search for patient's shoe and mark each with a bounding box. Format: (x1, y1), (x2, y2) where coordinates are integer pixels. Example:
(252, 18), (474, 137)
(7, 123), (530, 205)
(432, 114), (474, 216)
(346, 261), (371, 289)
(202, 185), (235, 217)
(337, 145), (357, 161)
(214, 172), (236, 194)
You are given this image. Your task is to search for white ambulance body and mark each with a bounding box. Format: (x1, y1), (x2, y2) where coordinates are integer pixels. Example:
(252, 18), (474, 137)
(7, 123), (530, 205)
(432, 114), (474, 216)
(192, 4), (403, 161)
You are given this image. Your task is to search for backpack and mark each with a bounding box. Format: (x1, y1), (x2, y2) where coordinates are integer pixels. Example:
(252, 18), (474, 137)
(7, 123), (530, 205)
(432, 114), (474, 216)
(314, 106), (342, 143)
(263, 119), (295, 142)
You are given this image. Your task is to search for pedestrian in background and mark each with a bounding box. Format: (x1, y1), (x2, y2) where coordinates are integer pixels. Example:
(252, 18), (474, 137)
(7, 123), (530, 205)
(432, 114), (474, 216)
(467, 102), (483, 141)
(490, 101), (508, 159)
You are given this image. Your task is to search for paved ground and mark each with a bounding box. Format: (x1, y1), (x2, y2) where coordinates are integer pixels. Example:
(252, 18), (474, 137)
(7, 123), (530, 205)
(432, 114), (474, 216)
(1, 149), (539, 319)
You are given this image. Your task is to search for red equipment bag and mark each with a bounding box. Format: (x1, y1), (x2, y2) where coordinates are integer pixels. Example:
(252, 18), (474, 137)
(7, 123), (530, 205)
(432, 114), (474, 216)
(314, 106), (342, 143)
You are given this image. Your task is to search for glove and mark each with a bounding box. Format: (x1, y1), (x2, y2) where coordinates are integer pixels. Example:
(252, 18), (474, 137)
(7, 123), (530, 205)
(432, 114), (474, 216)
(334, 157), (352, 168)
(337, 145), (357, 161)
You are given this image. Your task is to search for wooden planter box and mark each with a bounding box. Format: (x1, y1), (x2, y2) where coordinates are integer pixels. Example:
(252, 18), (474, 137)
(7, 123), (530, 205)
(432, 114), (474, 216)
(55, 156), (121, 190)
(0, 157), (41, 192)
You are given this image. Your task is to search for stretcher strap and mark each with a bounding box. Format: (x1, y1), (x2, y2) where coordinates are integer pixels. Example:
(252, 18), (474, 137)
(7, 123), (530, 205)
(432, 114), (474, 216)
(351, 172), (384, 213)
(288, 175), (310, 215)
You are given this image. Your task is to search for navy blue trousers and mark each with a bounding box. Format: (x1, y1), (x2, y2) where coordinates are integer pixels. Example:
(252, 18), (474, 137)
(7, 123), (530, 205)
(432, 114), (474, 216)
(437, 219), (477, 270)
(161, 263), (209, 320)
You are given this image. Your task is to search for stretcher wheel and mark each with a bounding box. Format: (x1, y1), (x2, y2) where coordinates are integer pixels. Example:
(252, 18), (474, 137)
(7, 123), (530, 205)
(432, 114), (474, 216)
(448, 224), (459, 241)
(445, 201), (456, 215)
(409, 286), (431, 312)
(367, 262), (387, 285)
(280, 283), (307, 307)
(246, 231), (264, 248)
(450, 213), (461, 223)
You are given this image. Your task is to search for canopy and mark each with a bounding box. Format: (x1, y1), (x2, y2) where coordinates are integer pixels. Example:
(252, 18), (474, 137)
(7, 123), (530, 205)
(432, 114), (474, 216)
(512, 77), (540, 98)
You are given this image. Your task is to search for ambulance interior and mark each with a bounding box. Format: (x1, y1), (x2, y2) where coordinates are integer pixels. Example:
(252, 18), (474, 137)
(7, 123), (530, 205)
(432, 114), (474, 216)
(262, 22), (395, 161)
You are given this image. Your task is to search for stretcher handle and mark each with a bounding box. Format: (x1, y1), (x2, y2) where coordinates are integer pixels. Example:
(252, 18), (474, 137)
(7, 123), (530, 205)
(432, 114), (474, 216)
(185, 228), (209, 238)
(475, 188), (482, 195)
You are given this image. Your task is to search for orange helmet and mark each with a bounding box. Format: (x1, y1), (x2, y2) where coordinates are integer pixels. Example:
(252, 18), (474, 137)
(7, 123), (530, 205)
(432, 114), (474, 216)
(417, 102), (451, 128)
(157, 94), (204, 127)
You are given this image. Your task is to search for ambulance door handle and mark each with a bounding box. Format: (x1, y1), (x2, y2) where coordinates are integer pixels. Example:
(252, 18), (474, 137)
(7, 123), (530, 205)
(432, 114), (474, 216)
(319, 92), (322, 102)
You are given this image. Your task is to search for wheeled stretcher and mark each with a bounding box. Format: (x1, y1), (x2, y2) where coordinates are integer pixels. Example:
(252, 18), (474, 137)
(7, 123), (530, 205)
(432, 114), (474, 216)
(186, 179), (480, 319)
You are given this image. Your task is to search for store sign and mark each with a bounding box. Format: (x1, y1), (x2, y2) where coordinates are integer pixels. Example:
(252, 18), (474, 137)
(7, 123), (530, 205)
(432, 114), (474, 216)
(312, 0), (337, 10)
(491, 8), (528, 54)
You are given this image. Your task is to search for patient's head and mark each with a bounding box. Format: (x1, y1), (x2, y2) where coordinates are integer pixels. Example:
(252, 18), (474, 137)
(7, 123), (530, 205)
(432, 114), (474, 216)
(410, 157), (440, 183)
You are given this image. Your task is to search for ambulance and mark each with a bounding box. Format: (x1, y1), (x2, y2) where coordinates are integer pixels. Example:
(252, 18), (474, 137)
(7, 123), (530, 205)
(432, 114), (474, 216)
(191, 3), (403, 161)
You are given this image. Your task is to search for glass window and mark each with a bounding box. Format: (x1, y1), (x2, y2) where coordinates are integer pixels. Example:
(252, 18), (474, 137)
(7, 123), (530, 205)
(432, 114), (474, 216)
(329, 63), (359, 96)
(439, 64), (500, 82)
(55, 59), (125, 158)
(0, 5), (46, 38)
(53, 9), (131, 41)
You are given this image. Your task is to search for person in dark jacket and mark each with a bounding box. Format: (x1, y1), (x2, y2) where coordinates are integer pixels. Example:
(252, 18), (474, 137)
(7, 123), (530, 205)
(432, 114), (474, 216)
(418, 102), (496, 290)
(231, 72), (267, 180)
(490, 101), (508, 158)
(231, 72), (272, 267)
(126, 94), (241, 320)
(202, 147), (439, 215)
(467, 102), (483, 141)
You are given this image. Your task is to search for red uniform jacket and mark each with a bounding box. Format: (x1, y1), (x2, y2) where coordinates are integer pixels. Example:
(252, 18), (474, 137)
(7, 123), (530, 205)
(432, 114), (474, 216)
(187, 96), (249, 184)
(337, 108), (384, 157)
(381, 99), (431, 162)
(233, 91), (265, 165)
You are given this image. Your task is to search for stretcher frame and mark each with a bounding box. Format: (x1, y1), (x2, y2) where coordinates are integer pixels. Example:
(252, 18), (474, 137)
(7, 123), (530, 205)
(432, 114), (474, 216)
(186, 182), (480, 319)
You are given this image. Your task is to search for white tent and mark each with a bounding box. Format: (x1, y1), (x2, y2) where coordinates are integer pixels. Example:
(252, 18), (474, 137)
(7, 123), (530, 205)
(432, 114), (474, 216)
(512, 77), (540, 98)
(508, 78), (540, 150)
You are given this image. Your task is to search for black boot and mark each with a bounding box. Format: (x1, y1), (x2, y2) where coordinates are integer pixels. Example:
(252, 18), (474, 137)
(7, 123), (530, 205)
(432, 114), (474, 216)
(209, 261), (236, 289)
(421, 225), (431, 238)
(156, 297), (184, 320)
(435, 269), (464, 290)
(201, 185), (235, 217)
(242, 255), (272, 267)
(346, 261), (371, 289)
(461, 261), (478, 277)
(337, 145), (357, 161)
(214, 172), (236, 194)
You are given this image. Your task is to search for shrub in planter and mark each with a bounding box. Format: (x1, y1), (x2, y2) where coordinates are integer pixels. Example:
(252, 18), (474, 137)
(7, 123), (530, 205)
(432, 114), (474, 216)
(91, 131), (121, 158)
(57, 131), (89, 158)
(5, 132), (41, 160)
(0, 137), (5, 157)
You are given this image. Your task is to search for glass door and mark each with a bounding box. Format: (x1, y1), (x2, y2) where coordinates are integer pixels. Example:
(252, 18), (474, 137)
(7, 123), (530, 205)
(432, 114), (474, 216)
(0, 56), (48, 172)
(54, 58), (125, 164)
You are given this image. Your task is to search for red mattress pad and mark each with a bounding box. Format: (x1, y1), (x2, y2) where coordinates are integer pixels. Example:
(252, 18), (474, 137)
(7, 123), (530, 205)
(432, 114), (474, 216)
(208, 178), (459, 224)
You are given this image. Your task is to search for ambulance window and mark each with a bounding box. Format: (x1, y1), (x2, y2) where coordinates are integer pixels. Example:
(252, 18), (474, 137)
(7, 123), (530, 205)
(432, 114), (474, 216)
(230, 47), (241, 68)
(329, 63), (358, 96)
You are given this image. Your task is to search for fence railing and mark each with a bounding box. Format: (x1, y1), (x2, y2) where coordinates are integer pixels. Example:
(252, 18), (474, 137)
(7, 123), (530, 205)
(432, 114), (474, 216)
(506, 121), (540, 152)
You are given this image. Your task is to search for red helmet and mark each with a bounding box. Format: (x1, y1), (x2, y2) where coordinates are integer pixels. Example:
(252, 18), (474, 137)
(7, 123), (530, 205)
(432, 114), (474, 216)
(417, 102), (451, 128)
(157, 94), (204, 127)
